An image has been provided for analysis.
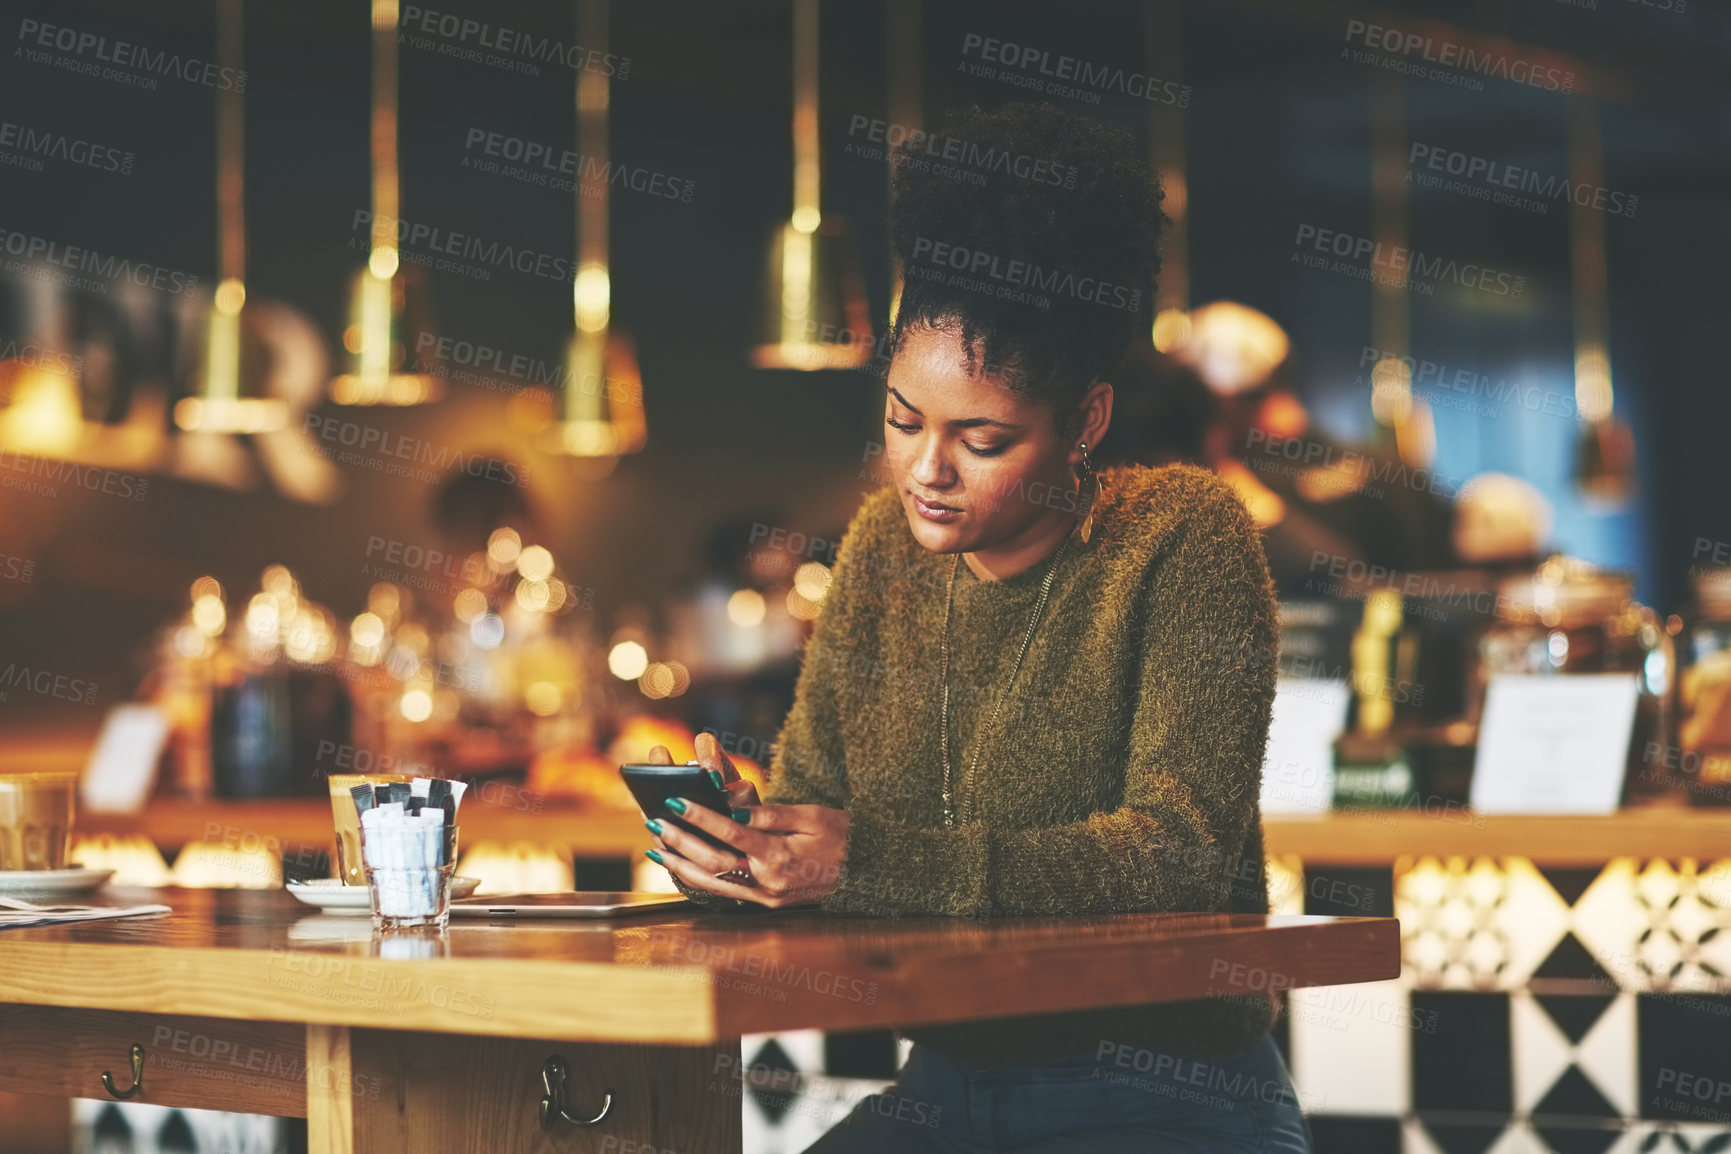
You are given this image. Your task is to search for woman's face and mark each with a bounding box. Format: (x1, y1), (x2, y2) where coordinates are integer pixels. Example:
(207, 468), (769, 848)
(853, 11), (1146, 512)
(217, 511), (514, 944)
(883, 324), (1078, 556)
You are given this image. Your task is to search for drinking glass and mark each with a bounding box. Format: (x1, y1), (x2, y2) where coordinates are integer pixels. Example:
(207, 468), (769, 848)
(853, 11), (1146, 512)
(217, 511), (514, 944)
(359, 822), (460, 930)
(0, 772), (76, 871)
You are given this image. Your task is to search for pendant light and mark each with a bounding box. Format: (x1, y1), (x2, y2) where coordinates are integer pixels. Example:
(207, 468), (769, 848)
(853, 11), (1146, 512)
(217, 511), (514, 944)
(1146, 0), (1192, 354)
(1365, 69), (1434, 468)
(749, 0), (872, 370)
(545, 0), (646, 459)
(172, 0), (288, 435)
(330, 0), (439, 407)
(1568, 97), (1634, 503)
(882, 0), (920, 332)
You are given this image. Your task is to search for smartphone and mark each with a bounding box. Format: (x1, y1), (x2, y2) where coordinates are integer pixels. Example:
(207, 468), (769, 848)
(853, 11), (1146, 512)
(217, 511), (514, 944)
(619, 762), (741, 854)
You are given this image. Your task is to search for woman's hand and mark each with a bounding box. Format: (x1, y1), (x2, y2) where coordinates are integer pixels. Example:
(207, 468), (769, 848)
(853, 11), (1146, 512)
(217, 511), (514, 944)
(645, 733), (760, 807)
(651, 801), (850, 909)
(642, 737), (849, 909)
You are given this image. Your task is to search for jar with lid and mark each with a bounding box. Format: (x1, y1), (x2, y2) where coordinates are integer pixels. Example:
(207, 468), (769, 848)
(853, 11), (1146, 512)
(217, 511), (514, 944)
(1475, 556), (1675, 804)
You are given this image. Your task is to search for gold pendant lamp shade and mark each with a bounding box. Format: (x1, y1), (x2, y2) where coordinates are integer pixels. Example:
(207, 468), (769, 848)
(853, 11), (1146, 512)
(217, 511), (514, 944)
(753, 221), (874, 370)
(1568, 99), (1634, 503)
(331, 261), (439, 406)
(553, 330), (645, 458)
(174, 0), (288, 434)
(544, 0), (646, 458)
(749, 0), (872, 370)
(330, 0), (439, 407)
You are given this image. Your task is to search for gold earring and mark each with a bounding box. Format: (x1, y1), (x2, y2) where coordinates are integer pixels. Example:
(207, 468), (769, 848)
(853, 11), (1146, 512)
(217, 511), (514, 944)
(1076, 441), (1101, 543)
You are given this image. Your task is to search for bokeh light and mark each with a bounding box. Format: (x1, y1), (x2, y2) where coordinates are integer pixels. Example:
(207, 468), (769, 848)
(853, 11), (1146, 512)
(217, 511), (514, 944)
(608, 640), (649, 680)
(517, 545), (555, 583)
(453, 588), (488, 624)
(487, 528), (522, 568)
(793, 562), (831, 602)
(399, 688), (433, 722)
(525, 681), (563, 716)
(470, 612), (506, 649)
(191, 595), (227, 636)
(727, 588), (766, 628)
(350, 612), (385, 648)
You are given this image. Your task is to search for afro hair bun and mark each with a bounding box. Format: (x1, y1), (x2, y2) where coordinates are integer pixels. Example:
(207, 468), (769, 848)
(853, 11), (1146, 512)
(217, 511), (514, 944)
(887, 101), (1166, 431)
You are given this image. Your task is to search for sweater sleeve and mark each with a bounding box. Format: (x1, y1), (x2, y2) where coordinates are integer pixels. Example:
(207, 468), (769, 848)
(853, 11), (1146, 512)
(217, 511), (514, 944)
(824, 484), (1277, 918)
(666, 494), (877, 913)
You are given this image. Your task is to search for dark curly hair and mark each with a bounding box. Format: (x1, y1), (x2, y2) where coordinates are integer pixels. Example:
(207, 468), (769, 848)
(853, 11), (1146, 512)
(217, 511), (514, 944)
(885, 101), (1166, 439)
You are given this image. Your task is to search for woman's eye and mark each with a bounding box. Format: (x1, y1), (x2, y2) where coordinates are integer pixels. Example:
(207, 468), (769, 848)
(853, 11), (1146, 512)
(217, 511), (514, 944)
(885, 415), (1002, 455)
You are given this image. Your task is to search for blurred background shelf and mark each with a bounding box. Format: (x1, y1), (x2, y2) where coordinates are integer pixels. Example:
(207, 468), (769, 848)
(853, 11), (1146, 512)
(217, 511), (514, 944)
(76, 798), (651, 857)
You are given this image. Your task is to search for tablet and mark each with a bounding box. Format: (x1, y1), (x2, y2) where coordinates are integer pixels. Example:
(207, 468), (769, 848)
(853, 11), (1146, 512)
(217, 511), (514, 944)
(449, 891), (690, 919)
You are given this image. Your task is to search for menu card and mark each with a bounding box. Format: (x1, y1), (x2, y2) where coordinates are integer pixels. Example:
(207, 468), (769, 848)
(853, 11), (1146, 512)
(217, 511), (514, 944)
(0, 897), (171, 931)
(1260, 679), (1353, 814)
(79, 704), (170, 813)
(1469, 673), (1640, 815)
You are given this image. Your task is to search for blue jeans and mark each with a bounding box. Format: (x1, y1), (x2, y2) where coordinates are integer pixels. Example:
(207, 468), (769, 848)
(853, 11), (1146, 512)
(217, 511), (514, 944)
(802, 1036), (1310, 1153)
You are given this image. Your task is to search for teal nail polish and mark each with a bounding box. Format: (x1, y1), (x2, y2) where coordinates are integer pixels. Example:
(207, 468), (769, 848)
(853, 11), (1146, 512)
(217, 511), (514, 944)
(645, 849), (664, 865)
(665, 797), (689, 815)
(709, 769), (724, 790)
(731, 809), (751, 824)
(645, 819), (663, 836)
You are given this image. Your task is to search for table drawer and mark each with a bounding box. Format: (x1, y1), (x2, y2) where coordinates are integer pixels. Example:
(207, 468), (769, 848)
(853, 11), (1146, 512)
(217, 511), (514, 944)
(0, 1005), (307, 1117)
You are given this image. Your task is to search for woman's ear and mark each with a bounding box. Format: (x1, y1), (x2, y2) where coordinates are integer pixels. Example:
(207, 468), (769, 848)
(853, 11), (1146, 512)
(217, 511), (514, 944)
(1071, 381), (1114, 463)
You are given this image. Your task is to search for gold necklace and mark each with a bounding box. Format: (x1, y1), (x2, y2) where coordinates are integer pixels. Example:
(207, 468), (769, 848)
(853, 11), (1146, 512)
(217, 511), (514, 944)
(939, 528), (1073, 828)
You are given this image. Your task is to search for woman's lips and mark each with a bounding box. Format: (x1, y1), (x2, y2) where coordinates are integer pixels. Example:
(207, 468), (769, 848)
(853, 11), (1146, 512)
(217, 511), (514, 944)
(911, 492), (963, 523)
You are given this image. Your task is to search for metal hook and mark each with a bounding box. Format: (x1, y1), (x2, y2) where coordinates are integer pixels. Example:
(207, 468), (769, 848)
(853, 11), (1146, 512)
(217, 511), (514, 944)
(100, 1043), (145, 1100)
(538, 1055), (613, 1131)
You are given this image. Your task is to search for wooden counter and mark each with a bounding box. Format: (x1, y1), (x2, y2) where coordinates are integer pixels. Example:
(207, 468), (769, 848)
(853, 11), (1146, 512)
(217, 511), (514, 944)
(75, 798), (1731, 866)
(0, 888), (1398, 1152)
(1260, 803), (1731, 865)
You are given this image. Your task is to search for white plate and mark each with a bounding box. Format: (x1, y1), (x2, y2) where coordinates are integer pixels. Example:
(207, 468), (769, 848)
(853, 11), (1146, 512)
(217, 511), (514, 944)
(286, 876), (480, 914)
(0, 867), (115, 897)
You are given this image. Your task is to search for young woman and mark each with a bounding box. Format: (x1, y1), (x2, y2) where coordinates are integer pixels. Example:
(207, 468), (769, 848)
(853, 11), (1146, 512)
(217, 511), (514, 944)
(644, 101), (1304, 1152)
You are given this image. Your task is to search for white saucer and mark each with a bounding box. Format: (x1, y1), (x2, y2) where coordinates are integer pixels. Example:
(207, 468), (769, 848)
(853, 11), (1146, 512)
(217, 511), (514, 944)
(286, 876), (480, 914)
(0, 866), (115, 897)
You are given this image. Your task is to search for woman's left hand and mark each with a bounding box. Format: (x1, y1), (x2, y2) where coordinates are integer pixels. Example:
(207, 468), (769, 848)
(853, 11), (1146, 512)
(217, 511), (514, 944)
(649, 801), (850, 909)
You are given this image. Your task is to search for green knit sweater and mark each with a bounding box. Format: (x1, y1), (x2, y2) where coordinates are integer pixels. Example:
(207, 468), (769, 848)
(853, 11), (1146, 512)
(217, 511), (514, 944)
(680, 463), (1281, 1063)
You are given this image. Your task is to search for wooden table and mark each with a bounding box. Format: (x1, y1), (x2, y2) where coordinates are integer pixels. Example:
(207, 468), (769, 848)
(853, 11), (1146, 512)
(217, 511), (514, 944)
(0, 887), (1398, 1152)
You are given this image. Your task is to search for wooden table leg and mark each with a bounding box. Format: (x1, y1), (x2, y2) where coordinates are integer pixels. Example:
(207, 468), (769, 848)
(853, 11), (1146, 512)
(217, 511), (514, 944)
(306, 1024), (354, 1153)
(306, 1026), (741, 1154)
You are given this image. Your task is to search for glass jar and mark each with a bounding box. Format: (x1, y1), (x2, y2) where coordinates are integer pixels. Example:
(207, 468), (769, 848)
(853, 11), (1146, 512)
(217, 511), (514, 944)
(1677, 566), (1731, 804)
(1475, 556), (1675, 803)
